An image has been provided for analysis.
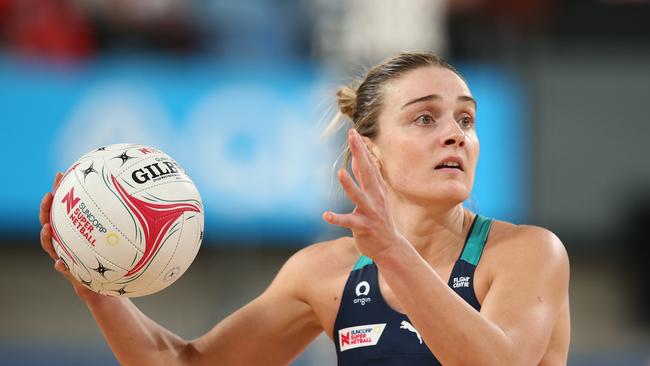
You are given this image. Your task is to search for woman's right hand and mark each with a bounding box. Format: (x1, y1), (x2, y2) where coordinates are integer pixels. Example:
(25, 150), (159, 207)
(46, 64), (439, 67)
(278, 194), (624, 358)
(39, 172), (105, 304)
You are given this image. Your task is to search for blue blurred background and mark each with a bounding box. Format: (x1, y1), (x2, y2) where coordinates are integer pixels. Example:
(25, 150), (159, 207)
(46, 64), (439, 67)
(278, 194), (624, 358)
(1, 0), (649, 365)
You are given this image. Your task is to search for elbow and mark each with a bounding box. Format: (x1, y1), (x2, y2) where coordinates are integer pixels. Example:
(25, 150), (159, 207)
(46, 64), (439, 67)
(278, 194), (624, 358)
(177, 339), (227, 366)
(486, 347), (539, 366)
(474, 351), (514, 366)
(175, 340), (200, 366)
(446, 341), (516, 366)
(479, 337), (523, 366)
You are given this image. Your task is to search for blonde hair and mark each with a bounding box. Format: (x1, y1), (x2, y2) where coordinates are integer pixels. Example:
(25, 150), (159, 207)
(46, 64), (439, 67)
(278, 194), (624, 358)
(325, 51), (462, 170)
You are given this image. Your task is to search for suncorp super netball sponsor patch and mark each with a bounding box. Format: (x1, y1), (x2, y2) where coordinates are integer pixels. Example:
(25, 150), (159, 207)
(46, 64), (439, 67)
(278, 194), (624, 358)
(338, 323), (386, 351)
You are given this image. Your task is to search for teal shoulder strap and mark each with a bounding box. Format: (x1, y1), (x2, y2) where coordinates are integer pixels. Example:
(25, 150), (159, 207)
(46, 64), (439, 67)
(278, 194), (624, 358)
(352, 255), (374, 270)
(352, 215), (492, 270)
(460, 215), (493, 266)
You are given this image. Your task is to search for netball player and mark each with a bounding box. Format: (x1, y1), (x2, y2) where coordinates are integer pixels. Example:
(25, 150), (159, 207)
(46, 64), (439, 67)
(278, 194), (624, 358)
(39, 52), (570, 365)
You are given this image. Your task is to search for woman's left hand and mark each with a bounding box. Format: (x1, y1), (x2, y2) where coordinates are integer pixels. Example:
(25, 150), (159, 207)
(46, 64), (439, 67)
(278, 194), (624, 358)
(323, 128), (408, 259)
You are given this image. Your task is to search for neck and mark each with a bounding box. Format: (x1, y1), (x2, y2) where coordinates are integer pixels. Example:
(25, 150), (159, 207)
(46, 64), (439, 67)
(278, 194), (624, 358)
(388, 192), (474, 264)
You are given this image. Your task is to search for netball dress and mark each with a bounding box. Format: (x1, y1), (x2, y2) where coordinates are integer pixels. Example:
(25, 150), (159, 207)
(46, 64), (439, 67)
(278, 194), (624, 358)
(333, 215), (493, 365)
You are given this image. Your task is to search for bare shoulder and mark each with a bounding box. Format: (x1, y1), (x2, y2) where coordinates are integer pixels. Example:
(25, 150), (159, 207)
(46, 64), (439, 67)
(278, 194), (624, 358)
(285, 236), (358, 276)
(272, 236), (358, 299)
(478, 221), (570, 297)
(486, 220), (569, 270)
(272, 237), (359, 334)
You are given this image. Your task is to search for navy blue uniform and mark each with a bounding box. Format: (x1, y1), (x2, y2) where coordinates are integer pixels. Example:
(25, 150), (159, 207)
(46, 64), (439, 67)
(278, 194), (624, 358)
(333, 215), (493, 365)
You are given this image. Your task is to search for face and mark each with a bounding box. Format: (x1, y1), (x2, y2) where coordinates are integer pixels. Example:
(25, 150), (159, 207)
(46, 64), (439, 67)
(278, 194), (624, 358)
(366, 66), (479, 205)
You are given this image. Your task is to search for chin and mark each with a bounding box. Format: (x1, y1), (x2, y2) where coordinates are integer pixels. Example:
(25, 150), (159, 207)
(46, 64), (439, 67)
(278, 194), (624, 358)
(430, 184), (471, 204)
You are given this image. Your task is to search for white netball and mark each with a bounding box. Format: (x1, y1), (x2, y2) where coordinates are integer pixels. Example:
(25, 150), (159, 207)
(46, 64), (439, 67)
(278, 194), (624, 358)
(50, 143), (204, 297)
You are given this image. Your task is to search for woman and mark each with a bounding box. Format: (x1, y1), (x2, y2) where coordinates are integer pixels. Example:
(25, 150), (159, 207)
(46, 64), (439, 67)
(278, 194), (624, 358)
(39, 51), (570, 365)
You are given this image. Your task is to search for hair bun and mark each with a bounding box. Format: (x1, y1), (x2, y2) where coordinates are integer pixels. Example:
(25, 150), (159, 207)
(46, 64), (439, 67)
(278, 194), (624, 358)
(336, 84), (357, 120)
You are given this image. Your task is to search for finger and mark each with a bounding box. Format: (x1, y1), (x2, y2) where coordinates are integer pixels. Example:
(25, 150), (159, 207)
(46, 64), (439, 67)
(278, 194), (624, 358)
(39, 192), (53, 226)
(363, 148), (387, 194)
(52, 172), (63, 193)
(351, 154), (387, 198)
(349, 129), (382, 194)
(355, 130), (385, 190)
(40, 223), (59, 261)
(348, 130), (365, 189)
(54, 259), (81, 286)
(54, 258), (69, 273)
(54, 260), (89, 291)
(54, 258), (101, 300)
(322, 210), (369, 230)
(338, 168), (372, 212)
(350, 156), (364, 189)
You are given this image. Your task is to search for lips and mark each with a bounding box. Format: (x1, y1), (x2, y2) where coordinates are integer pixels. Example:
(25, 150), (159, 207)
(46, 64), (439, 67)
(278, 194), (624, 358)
(434, 157), (464, 171)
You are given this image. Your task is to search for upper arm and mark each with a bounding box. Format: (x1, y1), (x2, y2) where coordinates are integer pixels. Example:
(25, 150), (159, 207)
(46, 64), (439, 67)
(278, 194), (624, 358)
(479, 226), (570, 365)
(186, 247), (324, 366)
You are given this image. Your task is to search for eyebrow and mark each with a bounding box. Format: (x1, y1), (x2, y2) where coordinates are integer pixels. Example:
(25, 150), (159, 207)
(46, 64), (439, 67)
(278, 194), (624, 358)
(400, 94), (477, 110)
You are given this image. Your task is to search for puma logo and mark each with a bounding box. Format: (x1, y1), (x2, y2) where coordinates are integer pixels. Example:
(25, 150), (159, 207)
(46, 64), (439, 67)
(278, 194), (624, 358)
(400, 320), (422, 344)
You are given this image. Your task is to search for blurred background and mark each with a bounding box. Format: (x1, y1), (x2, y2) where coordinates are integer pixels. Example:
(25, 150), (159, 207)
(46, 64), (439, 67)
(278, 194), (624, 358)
(1, 0), (649, 364)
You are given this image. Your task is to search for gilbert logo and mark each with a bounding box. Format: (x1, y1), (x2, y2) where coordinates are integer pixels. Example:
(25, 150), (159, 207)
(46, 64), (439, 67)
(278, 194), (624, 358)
(131, 161), (181, 184)
(353, 281), (371, 306)
(339, 323), (386, 351)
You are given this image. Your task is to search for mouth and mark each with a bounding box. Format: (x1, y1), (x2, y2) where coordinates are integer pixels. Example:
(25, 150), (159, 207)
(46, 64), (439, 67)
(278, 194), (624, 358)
(434, 158), (464, 171)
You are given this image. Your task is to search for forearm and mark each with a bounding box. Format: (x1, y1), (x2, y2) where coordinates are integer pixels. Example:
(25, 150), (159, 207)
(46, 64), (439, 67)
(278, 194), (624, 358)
(374, 243), (513, 366)
(85, 296), (191, 366)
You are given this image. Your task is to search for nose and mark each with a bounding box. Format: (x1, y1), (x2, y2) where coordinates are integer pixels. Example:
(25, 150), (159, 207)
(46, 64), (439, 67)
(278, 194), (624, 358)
(440, 119), (466, 148)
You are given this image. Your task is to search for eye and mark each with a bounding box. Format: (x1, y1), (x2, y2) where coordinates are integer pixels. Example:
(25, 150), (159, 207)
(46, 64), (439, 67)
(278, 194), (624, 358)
(415, 114), (434, 125)
(458, 116), (474, 128)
